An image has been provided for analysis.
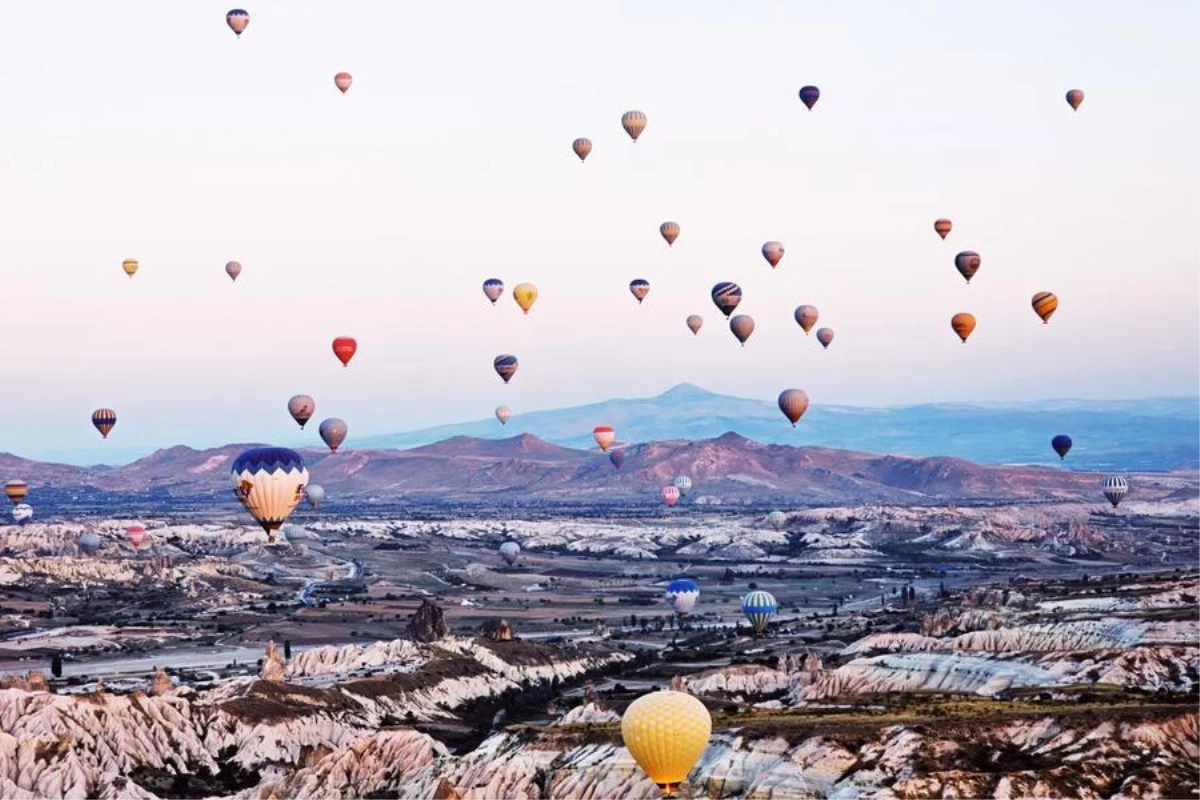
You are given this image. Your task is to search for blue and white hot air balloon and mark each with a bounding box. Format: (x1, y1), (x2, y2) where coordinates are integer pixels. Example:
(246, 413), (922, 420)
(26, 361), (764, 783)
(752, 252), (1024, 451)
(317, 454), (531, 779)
(230, 447), (309, 544)
(664, 578), (700, 616)
(741, 590), (777, 636)
(11, 504), (33, 525)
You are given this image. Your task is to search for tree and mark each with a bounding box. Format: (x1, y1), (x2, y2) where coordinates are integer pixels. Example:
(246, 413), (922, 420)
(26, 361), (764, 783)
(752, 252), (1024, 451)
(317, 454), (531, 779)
(51, 653), (62, 678)
(284, 639), (292, 660)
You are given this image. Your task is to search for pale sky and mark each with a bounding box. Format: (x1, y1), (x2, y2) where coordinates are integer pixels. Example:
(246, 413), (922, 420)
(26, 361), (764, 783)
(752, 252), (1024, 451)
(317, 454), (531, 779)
(1, 1), (1197, 463)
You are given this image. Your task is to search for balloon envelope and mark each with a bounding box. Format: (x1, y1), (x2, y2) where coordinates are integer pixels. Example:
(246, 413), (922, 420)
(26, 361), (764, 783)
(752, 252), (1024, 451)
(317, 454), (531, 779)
(711, 282), (742, 318)
(495, 405), (512, 425)
(761, 241), (785, 268)
(1066, 89), (1084, 111)
(1103, 475), (1128, 507)
(126, 525), (148, 549)
(513, 283), (538, 314)
(798, 85), (820, 110)
(794, 305), (818, 334)
(483, 278), (504, 304)
(11, 504), (33, 524)
(593, 426), (616, 451)
(92, 408), (117, 439)
(742, 590), (778, 634)
(660, 222), (680, 246)
(630, 279), (650, 304)
(334, 72), (353, 93)
(230, 447), (309, 542)
(729, 315), (755, 345)
(621, 690), (711, 796)
(332, 337), (357, 367)
(951, 313), (977, 343)
(494, 354), (519, 383)
(1051, 435), (1073, 460)
(1032, 292), (1058, 323)
(662, 486), (680, 506)
(226, 8), (249, 36)
(4, 480), (29, 505)
(767, 510), (786, 530)
(225, 261), (242, 281)
(78, 531), (101, 554)
(955, 251), (981, 283)
(621, 110), (647, 142)
(306, 484), (326, 509)
(778, 389), (810, 426)
(816, 328), (834, 349)
(572, 138), (592, 161)
(934, 219), (952, 239)
(609, 449), (625, 469)
(121, 259), (139, 278)
(686, 315), (703, 335)
(319, 418), (348, 453)
(673, 476), (692, 496)
(664, 578), (699, 615)
(288, 395), (315, 429)
(499, 541), (521, 566)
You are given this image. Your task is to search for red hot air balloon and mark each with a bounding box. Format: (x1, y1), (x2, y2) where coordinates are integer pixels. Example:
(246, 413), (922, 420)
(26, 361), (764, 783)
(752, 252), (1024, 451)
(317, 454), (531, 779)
(593, 426), (616, 451)
(334, 72), (353, 93)
(126, 524), (148, 549)
(332, 337), (357, 367)
(662, 486), (680, 507)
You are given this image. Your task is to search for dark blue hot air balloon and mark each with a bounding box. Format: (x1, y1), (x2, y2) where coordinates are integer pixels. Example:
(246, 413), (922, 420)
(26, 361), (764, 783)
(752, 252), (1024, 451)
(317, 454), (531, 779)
(609, 449), (625, 469)
(711, 282), (743, 318)
(1051, 435), (1073, 460)
(798, 85), (820, 110)
(664, 578), (700, 615)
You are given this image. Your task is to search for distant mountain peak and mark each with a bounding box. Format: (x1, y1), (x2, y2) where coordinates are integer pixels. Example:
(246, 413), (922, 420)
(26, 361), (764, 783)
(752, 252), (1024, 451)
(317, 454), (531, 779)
(658, 383), (718, 400)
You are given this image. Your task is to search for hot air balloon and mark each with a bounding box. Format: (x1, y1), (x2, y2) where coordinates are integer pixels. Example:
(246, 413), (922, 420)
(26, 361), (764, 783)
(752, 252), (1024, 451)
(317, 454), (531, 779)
(121, 259), (139, 278)
(494, 354), (519, 383)
(332, 337), (357, 367)
(92, 408), (117, 439)
(230, 447), (309, 543)
(226, 9), (249, 37)
(334, 72), (353, 93)
(664, 578), (699, 616)
(482, 278), (504, 305)
(12, 504), (33, 525)
(1103, 475), (1128, 508)
(319, 418), (347, 453)
(621, 110), (647, 142)
(572, 138), (592, 162)
(711, 282), (742, 318)
(126, 524), (148, 549)
(778, 389), (810, 427)
(794, 305), (818, 334)
(287, 395), (315, 429)
(686, 315), (703, 336)
(513, 283), (538, 314)
(1066, 89), (1084, 111)
(4, 480), (29, 505)
(630, 279), (651, 304)
(955, 251), (981, 283)
(1051, 435), (1073, 460)
(741, 590), (777, 636)
(761, 241), (785, 268)
(729, 315), (755, 346)
(593, 426), (616, 452)
(78, 531), (101, 554)
(621, 690), (711, 798)
(306, 484), (326, 509)
(609, 449), (625, 469)
(499, 541), (520, 566)
(225, 261), (242, 281)
(662, 486), (680, 507)
(495, 405), (512, 425)
(673, 476), (692, 496)
(1032, 292), (1058, 324)
(660, 222), (680, 246)
(767, 510), (786, 530)
(950, 312), (977, 343)
(798, 85), (820, 110)
(934, 219), (952, 240)
(816, 328), (834, 349)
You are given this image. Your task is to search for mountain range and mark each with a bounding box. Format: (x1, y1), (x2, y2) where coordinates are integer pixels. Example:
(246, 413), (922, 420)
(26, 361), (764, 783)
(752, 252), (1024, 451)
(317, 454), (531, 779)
(357, 384), (1198, 472)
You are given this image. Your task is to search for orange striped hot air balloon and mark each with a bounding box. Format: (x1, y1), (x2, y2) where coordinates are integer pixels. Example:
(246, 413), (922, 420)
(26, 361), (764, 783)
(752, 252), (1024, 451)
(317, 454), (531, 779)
(3, 480), (29, 506)
(593, 426), (616, 452)
(572, 138), (592, 162)
(92, 408), (117, 439)
(660, 222), (680, 246)
(1031, 292), (1058, 324)
(934, 219), (952, 239)
(121, 259), (139, 278)
(951, 312), (977, 343)
(622, 111), (647, 142)
(777, 389), (810, 427)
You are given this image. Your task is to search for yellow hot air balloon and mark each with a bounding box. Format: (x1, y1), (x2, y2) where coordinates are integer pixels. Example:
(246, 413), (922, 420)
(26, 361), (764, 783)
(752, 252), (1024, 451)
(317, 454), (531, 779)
(513, 282), (538, 315)
(622, 690), (711, 798)
(121, 259), (139, 278)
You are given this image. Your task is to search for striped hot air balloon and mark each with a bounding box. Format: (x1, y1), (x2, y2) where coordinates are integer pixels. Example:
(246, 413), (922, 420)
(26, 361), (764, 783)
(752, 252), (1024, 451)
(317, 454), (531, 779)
(482, 278), (504, 305)
(630, 279), (651, 304)
(777, 389), (810, 426)
(711, 282), (742, 318)
(572, 138), (592, 162)
(767, 510), (786, 530)
(494, 354), (519, 383)
(121, 259), (139, 278)
(230, 447), (309, 543)
(741, 590), (778, 636)
(686, 315), (703, 336)
(673, 476), (692, 496)
(664, 578), (699, 615)
(593, 426), (616, 451)
(1102, 475), (1128, 508)
(91, 408), (117, 439)
(1032, 292), (1058, 324)
(934, 219), (952, 239)
(661, 485), (680, 507)
(621, 110), (647, 142)
(660, 222), (680, 246)
(955, 251), (981, 283)
(4, 480), (29, 506)
(226, 8), (250, 37)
